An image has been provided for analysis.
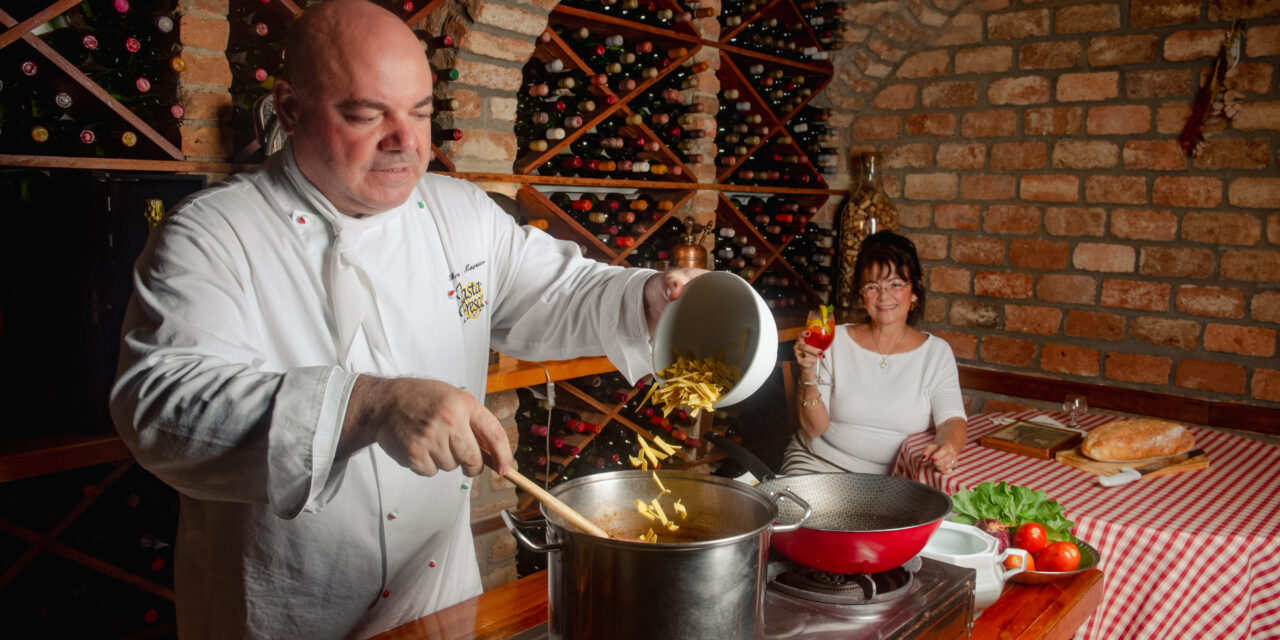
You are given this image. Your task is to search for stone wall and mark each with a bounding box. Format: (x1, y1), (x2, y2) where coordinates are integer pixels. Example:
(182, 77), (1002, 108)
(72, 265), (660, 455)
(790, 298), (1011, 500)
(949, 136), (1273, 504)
(824, 0), (1280, 410)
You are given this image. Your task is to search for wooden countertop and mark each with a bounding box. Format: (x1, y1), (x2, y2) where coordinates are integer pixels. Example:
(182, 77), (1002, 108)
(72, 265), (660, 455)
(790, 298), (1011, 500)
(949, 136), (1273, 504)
(371, 567), (1104, 640)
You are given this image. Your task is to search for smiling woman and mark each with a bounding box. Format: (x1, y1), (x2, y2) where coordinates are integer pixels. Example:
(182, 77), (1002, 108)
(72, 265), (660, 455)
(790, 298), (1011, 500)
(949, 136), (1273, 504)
(786, 231), (968, 476)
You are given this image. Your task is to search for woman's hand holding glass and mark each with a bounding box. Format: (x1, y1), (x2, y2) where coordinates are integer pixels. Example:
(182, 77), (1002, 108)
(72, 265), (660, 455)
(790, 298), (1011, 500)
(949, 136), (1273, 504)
(794, 338), (825, 383)
(801, 306), (835, 385)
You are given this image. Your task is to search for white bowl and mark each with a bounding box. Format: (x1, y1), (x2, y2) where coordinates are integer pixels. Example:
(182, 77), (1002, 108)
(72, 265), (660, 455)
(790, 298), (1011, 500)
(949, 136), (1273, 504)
(651, 272), (777, 408)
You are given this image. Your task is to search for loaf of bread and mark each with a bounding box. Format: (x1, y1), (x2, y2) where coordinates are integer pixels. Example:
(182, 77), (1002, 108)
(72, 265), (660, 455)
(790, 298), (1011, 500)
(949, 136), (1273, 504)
(1081, 419), (1196, 461)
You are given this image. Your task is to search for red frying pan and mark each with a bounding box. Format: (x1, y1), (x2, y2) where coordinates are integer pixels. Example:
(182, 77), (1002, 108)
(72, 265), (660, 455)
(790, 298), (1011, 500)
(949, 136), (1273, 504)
(708, 433), (951, 574)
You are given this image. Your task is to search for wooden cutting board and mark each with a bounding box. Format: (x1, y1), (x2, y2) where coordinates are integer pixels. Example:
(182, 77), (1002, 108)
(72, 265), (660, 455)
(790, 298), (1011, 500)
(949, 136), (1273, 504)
(1055, 447), (1210, 479)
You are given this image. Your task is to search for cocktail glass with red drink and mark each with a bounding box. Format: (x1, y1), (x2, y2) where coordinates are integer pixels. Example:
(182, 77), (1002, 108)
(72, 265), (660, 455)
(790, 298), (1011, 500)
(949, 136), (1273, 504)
(804, 305), (835, 384)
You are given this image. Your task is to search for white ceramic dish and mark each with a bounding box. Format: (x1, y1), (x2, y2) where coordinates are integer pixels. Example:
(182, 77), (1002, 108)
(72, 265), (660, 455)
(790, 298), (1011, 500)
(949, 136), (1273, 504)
(651, 272), (777, 408)
(920, 521), (1028, 611)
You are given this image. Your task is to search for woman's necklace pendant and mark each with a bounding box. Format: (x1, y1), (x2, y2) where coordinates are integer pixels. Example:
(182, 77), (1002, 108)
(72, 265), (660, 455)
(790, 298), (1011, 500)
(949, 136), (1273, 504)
(879, 355), (888, 369)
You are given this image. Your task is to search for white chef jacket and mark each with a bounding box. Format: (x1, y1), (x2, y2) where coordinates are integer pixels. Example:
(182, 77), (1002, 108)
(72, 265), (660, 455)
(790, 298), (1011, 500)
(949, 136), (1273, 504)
(110, 143), (657, 639)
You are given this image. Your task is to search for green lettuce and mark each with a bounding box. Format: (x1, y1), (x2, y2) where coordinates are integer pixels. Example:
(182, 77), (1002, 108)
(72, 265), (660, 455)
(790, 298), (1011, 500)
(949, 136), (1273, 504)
(950, 481), (1076, 542)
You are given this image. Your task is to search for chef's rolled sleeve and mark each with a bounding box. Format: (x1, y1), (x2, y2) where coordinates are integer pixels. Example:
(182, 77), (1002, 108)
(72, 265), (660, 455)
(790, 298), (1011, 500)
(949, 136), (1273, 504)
(268, 366), (359, 518)
(598, 268), (658, 384)
(111, 195), (359, 517)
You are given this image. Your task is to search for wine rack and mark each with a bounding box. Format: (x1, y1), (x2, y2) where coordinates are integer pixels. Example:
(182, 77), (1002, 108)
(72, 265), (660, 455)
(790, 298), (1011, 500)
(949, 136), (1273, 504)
(0, 0), (186, 162)
(0, 0), (457, 171)
(505, 0), (843, 489)
(0, 460), (180, 638)
(513, 0), (838, 264)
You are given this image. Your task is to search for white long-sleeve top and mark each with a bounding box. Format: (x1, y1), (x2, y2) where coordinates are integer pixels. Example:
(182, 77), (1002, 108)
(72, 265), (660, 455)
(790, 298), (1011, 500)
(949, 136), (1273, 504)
(802, 324), (966, 474)
(110, 145), (656, 639)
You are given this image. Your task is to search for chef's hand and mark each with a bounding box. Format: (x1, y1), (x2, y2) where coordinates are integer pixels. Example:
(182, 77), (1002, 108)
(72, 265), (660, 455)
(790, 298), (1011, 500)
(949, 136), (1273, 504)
(643, 267), (708, 336)
(339, 376), (513, 478)
(793, 334), (824, 376)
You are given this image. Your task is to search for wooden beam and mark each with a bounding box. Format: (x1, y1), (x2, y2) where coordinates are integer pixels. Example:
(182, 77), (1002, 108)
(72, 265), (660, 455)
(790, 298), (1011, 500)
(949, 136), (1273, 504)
(0, 435), (133, 483)
(485, 355), (619, 394)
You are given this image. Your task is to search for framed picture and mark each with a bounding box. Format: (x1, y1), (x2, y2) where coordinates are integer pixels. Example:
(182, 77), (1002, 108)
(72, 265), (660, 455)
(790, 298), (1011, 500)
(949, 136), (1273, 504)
(979, 421), (1083, 460)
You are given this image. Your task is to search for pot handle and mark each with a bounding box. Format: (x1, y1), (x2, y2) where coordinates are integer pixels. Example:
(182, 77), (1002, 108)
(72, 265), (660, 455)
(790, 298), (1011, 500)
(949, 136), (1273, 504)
(705, 431), (777, 482)
(767, 488), (812, 533)
(999, 547), (1029, 578)
(501, 509), (561, 554)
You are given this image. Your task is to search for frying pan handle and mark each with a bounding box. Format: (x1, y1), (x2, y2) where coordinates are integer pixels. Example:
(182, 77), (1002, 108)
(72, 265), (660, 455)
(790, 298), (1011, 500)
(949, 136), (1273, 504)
(501, 509), (562, 554)
(705, 431), (777, 482)
(767, 488), (812, 533)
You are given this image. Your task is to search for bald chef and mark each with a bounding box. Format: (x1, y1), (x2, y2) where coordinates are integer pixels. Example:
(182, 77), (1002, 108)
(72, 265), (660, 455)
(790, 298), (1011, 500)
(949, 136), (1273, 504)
(109, 0), (702, 638)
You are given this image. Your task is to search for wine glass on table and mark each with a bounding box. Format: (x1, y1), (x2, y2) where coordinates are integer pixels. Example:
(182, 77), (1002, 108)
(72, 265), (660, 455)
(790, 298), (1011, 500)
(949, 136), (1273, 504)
(803, 305), (836, 385)
(1063, 394), (1088, 429)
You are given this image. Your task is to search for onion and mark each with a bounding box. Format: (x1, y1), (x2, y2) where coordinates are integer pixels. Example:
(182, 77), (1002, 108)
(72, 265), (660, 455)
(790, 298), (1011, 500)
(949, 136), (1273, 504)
(974, 518), (1010, 552)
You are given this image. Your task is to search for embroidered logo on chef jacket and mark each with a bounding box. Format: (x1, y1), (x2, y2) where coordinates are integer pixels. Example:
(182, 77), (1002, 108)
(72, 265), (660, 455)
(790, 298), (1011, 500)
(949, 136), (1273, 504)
(452, 281), (485, 320)
(447, 259), (488, 322)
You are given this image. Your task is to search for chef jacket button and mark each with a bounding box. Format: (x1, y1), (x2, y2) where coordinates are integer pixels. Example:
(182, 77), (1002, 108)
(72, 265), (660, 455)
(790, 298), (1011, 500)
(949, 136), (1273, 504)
(417, 201), (425, 209)
(429, 561), (436, 568)
(461, 483), (469, 490)
(382, 590), (390, 598)
(388, 509), (399, 520)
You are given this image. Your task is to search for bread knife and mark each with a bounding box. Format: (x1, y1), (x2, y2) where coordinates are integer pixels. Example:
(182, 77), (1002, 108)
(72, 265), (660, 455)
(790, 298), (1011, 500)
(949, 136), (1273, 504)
(1097, 449), (1206, 487)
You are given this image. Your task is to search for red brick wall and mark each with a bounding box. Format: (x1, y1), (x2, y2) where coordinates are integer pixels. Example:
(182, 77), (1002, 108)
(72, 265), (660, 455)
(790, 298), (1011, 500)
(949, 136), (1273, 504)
(832, 0), (1280, 409)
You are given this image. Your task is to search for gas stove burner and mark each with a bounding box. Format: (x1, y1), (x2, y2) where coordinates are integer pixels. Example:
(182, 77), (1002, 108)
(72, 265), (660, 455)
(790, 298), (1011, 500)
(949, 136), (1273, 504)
(771, 556), (922, 605)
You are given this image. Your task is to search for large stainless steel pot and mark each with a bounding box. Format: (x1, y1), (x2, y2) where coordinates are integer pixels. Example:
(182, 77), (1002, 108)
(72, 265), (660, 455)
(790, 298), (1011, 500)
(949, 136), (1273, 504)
(502, 469), (810, 640)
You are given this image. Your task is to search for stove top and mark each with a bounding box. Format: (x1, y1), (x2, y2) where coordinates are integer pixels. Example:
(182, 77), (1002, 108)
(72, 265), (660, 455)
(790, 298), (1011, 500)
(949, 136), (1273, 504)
(771, 556), (921, 605)
(509, 555), (975, 640)
(761, 555), (975, 639)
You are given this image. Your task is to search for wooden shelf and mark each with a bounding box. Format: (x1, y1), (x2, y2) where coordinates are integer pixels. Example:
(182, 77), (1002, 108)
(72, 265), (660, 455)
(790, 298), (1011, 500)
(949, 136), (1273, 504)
(485, 355), (620, 394)
(0, 434), (132, 484)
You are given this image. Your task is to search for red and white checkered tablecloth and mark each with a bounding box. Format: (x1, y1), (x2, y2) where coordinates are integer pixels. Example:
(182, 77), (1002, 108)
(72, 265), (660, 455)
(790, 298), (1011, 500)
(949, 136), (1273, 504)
(894, 411), (1280, 640)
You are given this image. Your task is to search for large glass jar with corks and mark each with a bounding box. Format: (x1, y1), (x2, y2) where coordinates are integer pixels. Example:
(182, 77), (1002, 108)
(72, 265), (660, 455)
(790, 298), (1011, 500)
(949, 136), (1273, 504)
(836, 152), (899, 309)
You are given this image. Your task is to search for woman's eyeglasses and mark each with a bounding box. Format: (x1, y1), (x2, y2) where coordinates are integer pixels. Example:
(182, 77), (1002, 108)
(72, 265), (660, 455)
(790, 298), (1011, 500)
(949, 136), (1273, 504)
(860, 280), (910, 296)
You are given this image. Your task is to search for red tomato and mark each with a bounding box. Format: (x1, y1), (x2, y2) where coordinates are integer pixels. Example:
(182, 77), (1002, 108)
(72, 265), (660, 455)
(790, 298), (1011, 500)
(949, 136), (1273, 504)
(1012, 522), (1048, 553)
(1003, 554), (1023, 570)
(1036, 541), (1082, 572)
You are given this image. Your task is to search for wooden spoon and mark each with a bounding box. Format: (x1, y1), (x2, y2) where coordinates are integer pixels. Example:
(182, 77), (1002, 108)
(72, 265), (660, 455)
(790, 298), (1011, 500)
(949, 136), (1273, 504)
(504, 469), (611, 539)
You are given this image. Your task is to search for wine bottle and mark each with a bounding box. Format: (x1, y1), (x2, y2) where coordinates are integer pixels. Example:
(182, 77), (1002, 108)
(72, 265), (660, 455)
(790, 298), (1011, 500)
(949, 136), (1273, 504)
(39, 19), (100, 67)
(95, 127), (141, 155)
(432, 66), (460, 83)
(93, 68), (152, 104)
(70, 0), (133, 33)
(433, 127), (462, 143)
(125, 11), (178, 46)
(231, 9), (289, 47)
(134, 94), (185, 125)
(414, 31), (455, 54)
